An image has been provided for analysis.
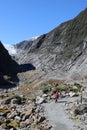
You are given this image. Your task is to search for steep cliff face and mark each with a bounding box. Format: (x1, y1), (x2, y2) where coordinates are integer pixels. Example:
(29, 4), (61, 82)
(0, 41), (19, 86)
(14, 8), (87, 81)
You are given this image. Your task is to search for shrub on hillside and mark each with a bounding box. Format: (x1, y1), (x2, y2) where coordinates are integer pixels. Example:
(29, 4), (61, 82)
(53, 86), (65, 93)
(12, 95), (22, 104)
(74, 82), (82, 91)
(42, 87), (49, 94)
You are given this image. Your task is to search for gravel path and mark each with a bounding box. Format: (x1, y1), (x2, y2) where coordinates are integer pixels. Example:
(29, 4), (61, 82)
(44, 97), (79, 130)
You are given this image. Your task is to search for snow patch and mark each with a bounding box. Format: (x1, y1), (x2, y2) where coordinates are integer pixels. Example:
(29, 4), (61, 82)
(29, 36), (39, 41)
(4, 44), (17, 55)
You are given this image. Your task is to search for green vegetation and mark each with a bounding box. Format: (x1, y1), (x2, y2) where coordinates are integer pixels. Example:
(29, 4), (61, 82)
(31, 97), (36, 102)
(74, 109), (81, 116)
(52, 86), (65, 93)
(69, 88), (79, 93)
(74, 82), (82, 87)
(12, 95), (22, 104)
(0, 94), (5, 99)
(74, 82), (82, 91)
(0, 120), (3, 125)
(51, 9), (87, 61)
(0, 108), (8, 113)
(42, 87), (49, 94)
(6, 120), (20, 129)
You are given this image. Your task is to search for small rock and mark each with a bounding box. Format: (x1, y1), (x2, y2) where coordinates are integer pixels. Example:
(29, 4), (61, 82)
(38, 116), (46, 123)
(69, 92), (76, 97)
(36, 96), (45, 104)
(15, 116), (21, 121)
(8, 111), (17, 119)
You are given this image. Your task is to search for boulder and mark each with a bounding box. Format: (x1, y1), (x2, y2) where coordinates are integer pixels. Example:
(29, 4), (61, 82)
(36, 96), (44, 104)
(69, 92), (76, 97)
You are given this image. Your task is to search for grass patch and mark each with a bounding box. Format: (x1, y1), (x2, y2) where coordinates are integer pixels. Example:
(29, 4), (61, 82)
(12, 95), (22, 104)
(7, 120), (20, 129)
(42, 87), (49, 94)
(0, 108), (8, 113)
(53, 86), (65, 93)
(30, 97), (36, 102)
(74, 82), (82, 91)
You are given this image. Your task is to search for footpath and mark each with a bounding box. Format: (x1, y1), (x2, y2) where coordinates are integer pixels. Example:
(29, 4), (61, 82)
(44, 97), (79, 130)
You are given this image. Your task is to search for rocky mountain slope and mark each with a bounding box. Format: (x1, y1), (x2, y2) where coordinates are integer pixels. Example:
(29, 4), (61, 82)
(0, 41), (19, 86)
(14, 8), (87, 82)
(0, 8), (87, 130)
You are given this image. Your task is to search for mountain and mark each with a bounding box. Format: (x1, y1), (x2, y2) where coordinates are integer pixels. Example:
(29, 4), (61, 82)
(0, 41), (19, 87)
(14, 8), (87, 82)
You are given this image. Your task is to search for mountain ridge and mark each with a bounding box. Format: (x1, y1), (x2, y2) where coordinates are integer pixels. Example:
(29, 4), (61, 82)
(8, 8), (87, 82)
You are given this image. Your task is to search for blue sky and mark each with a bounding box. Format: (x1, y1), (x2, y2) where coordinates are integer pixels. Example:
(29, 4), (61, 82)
(0, 0), (87, 44)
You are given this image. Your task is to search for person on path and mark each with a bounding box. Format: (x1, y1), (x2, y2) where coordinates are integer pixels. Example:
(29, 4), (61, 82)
(54, 91), (59, 103)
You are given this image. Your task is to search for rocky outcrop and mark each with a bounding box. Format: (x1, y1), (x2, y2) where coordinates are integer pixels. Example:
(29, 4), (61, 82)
(0, 41), (19, 86)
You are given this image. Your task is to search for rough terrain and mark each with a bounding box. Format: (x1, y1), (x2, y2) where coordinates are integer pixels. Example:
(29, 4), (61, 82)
(0, 8), (87, 130)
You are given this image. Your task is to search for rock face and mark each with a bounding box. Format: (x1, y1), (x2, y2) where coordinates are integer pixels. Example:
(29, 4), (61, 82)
(0, 41), (19, 86)
(14, 8), (87, 81)
(15, 9), (87, 78)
